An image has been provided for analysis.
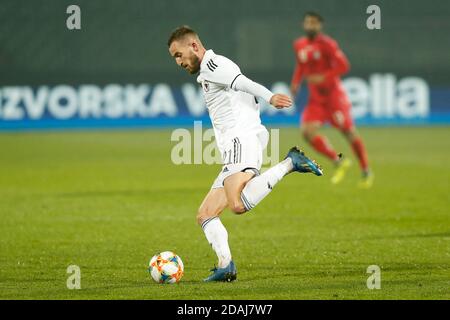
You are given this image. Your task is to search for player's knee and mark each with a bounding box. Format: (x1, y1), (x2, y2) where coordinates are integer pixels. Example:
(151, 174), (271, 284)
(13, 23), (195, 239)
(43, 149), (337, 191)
(229, 201), (246, 215)
(196, 208), (210, 226)
(196, 212), (204, 226)
(342, 128), (357, 141)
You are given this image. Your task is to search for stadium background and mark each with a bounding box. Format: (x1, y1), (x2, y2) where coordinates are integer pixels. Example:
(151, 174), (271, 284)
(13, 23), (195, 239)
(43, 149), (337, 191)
(0, 0), (449, 129)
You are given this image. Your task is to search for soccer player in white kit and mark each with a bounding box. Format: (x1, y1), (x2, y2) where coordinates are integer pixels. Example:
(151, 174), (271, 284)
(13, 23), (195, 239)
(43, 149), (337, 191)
(168, 26), (323, 282)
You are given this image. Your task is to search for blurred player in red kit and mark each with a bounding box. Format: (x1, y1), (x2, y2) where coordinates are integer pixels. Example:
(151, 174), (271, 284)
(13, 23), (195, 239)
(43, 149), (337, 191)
(290, 12), (374, 188)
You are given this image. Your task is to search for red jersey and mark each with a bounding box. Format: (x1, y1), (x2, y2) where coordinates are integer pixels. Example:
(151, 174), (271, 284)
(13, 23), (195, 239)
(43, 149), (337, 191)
(291, 34), (350, 100)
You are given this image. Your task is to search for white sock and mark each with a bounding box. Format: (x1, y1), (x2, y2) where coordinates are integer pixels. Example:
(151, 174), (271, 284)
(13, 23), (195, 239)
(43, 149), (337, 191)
(240, 158), (293, 211)
(201, 217), (232, 268)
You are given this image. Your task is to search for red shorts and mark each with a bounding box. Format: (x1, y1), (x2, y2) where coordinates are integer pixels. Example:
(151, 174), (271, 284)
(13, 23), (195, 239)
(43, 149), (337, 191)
(301, 91), (354, 131)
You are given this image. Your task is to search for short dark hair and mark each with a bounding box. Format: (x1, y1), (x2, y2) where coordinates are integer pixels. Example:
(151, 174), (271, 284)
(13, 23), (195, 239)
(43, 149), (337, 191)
(304, 11), (324, 22)
(167, 25), (197, 47)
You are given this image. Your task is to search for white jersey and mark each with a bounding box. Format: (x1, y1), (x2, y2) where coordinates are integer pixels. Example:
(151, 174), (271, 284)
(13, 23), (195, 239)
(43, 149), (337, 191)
(196, 49), (268, 152)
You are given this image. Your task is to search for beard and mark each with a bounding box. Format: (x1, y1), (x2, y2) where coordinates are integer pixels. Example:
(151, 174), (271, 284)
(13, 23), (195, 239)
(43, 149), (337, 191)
(305, 30), (318, 39)
(188, 54), (201, 74)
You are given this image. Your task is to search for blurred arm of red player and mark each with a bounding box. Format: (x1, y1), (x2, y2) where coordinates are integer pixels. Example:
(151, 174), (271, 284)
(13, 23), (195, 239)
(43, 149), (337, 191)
(320, 39), (350, 83)
(290, 48), (304, 99)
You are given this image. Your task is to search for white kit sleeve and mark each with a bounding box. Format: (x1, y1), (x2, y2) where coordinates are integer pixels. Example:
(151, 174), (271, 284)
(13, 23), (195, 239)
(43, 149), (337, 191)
(201, 55), (242, 87)
(231, 74), (274, 103)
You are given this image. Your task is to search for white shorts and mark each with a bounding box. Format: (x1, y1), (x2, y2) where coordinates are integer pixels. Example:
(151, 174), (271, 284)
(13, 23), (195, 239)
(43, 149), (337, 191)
(211, 130), (269, 189)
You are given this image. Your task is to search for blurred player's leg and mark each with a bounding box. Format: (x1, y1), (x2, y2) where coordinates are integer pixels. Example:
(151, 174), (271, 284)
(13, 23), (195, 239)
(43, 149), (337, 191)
(341, 128), (374, 188)
(197, 188), (231, 269)
(301, 103), (341, 164)
(329, 102), (373, 187)
(302, 122), (351, 184)
(302, 121), (340, 162)
(301, 119), (350, 185)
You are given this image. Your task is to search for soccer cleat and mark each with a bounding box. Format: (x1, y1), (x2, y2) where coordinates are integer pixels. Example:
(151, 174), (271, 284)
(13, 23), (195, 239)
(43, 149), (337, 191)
(358, 171), (374, 189)
(331, 155), (352, 185)
(285, 146), (323, 176)
(203, 261), (237, 282)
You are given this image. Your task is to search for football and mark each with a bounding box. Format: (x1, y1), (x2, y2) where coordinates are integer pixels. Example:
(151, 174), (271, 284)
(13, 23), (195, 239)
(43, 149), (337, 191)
(148, 251), (184, 284)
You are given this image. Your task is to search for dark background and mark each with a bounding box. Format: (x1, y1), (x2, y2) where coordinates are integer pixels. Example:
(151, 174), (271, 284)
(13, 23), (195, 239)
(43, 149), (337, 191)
(0, 0), (448, 86)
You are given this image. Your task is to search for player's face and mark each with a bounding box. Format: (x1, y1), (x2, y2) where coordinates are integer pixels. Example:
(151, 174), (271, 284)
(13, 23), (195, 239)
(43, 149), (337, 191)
(303, 16), (322, 38)
(169, 40), (201, 75)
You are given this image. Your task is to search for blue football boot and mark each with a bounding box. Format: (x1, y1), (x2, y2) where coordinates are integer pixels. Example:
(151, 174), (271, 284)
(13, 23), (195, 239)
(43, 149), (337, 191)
(285, 146), (323, 176)
(203, 261), (237, 282)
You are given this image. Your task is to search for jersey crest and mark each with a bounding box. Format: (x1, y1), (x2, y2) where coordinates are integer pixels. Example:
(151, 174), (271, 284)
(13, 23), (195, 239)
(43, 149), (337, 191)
(313, 50), (321, 60)
(202, 80), (210, 92)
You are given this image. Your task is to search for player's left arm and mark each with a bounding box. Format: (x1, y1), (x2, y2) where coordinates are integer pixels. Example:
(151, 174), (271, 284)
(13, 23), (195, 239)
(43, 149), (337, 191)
(204, 56), (291, 109)
(324, 39), (350, 79)
(232, 75), (291, 109)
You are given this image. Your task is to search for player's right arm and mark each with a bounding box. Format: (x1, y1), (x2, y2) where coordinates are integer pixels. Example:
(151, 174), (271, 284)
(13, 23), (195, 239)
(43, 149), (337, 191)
(290, 61), (303, 99)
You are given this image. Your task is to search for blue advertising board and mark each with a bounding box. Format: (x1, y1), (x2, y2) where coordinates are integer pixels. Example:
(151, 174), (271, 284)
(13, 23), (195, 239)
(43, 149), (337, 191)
(0, 74), (448, 131)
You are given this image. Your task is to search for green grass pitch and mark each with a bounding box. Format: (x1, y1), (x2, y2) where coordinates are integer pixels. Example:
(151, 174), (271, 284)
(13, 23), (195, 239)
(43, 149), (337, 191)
(0, 126), (449, 300)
